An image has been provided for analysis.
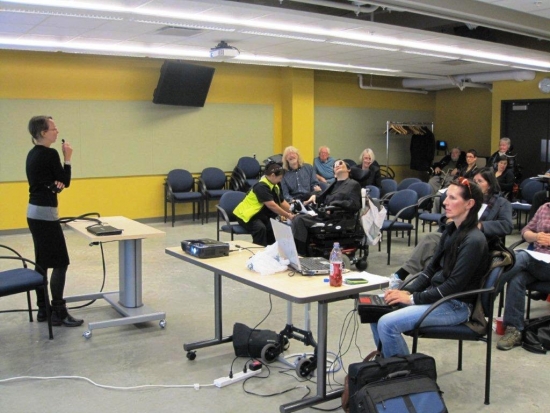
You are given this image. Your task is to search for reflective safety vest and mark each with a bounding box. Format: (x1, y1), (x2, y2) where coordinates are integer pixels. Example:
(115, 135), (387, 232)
(233, 176), (279, 223)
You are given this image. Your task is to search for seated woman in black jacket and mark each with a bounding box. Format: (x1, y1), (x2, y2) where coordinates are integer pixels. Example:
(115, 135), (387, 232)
(495, 155), (514, 197)
(350, 148), (382, 188)
(371, 178), (490, 357)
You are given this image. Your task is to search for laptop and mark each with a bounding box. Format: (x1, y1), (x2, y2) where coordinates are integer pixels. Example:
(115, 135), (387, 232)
(270, 218), (330, 275)
(86, 223), (123, 236)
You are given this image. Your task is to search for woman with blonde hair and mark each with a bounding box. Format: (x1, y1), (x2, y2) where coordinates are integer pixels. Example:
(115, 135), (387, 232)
(350, 148), (382, 188)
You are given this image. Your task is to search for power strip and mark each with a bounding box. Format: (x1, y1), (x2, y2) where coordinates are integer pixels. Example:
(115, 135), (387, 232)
(213, 369), (262, 388)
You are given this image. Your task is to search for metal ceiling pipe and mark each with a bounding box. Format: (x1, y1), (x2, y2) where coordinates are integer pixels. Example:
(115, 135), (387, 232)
(358, 74), (428, 94)
(286, 0), (379, 15)
(402, 70), (536, 89)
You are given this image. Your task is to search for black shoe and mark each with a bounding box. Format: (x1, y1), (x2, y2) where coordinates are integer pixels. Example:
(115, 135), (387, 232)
(530, 292), (548, 301)
(51, 310), (84, 327)
(37, 307), (47, 322)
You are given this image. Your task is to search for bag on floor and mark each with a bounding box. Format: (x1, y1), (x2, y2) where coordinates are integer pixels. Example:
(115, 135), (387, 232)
(346, 353), (447, 413)
(522, 314), (550, 354)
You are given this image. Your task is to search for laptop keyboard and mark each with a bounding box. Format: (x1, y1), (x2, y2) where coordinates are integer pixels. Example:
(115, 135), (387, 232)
(300, 257), (329, 271)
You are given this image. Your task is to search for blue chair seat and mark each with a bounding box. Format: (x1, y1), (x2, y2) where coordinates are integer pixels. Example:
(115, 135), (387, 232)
(413, 324), (483, 340)
(207, 189), (231, 198)
(381, 221), (414, 231)
(220, 224), (249, 235)
(0, 268), (45, 295)
(173, 192), (202, 202)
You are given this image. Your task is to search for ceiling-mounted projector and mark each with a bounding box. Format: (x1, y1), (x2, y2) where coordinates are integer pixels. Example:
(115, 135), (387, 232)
(210, 41), (240, 59)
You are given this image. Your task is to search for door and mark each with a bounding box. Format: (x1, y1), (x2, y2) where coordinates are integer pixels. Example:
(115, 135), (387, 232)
(502, 99), (550, 182)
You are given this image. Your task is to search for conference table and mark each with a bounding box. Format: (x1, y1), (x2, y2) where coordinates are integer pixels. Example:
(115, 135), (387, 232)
(165, 241), (388, 413)
(66, 216), (166, 338)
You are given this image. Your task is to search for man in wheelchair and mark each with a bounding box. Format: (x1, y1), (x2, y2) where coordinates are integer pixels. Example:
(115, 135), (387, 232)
(291, 160), (362, 256)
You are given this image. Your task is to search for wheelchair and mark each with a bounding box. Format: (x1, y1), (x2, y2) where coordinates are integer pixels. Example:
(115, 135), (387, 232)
(300, 204), (369, 271)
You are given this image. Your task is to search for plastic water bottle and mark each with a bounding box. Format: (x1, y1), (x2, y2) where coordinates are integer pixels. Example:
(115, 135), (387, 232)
(329, 242), (343, 287)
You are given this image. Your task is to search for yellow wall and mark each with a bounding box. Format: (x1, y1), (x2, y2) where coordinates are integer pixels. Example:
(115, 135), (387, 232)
(434, 88), (492, 156)
(5, 50), (543, 231)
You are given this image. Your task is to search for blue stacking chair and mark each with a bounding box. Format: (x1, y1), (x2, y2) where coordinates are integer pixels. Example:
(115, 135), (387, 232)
(199, 167), (232, 223)
(512, 179), (544, 229)
(216, 191), (251, 241)
(164, 169), (203, 227)
(397, 177), (421, 191)
(379, 189), (418, 265)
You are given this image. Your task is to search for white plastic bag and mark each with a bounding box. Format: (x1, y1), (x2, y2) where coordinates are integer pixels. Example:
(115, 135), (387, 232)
(246, 242), (289, 276)
(361, 197), (386, 246)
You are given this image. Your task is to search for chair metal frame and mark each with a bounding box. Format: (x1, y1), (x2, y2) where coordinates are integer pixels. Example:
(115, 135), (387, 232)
(164, 169), (203, 226)
(0, 244), (53, 340)
(216, 191), (251, 241)
(406, 256), (508, 405)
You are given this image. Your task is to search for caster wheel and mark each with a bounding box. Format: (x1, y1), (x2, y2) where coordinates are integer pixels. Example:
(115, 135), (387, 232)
(186, 351), (197, 361)
(356, 258), (368, 271)
(83, 330), (92, 339)
(282, 335), (290, 351)
(159, 319), (167, 328)
(342, 255), (351, 271)
(261, 343), (278, 364)
(296, 357), (315, 378)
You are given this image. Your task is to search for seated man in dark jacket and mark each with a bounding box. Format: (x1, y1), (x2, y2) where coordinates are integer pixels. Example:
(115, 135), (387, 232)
(428, 147), (466, 194)
(291, 160), (361, 255)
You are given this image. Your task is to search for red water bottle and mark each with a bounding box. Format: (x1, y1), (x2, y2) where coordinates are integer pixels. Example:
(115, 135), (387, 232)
(329, 242), (343, 287)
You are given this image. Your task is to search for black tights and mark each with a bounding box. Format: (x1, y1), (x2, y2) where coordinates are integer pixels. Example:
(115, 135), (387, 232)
(35, 266), (67, 307)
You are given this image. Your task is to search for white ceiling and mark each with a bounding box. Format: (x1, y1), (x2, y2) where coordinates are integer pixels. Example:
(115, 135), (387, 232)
(0, 0), (549, 82)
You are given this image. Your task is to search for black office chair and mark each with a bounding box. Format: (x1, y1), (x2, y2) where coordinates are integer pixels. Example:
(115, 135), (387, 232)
(512, 179), (544, 229)
(0, 244), (53, 340)
(406, 250), (513, 405)
(199, 167), (232, 223)
(164, 169), (203, 227)
(216, 191), (251, 241)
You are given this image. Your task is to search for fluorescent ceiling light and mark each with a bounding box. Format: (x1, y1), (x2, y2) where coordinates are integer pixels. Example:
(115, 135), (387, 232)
(2, 0), (550, 70)
(241, 30), (325, 42)
(402, 50), (458, 59)
(461, 58), (509, 67)
(0, 6), (123, 20)
(329, 41), (398, 51)
(134, 20), (235, 32)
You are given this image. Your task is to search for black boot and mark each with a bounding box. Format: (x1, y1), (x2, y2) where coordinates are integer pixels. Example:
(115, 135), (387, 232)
(51, 299), (84, 327)
(37, 306), (47, 322)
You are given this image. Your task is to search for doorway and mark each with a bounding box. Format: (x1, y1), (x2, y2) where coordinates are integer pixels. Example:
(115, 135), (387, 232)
(501, 99), (550, 182)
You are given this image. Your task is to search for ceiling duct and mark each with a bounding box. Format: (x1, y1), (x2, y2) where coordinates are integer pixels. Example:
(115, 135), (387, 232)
(402, 70), (536, 91)
(358, 74), (428, 94)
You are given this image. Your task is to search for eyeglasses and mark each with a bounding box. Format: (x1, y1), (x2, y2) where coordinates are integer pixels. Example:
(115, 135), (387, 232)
(457, 177), (472, 198)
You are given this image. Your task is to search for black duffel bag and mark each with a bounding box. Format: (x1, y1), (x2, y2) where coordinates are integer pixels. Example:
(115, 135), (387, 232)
(347, 353), (447, 413)
(522, 314), (550, 354)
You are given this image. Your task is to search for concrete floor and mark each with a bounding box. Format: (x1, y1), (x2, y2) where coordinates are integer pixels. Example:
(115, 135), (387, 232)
(0, 217), (549, 413)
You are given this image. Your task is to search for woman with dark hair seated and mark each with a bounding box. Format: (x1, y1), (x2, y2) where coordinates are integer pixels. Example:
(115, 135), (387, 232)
(389, 168), (512, 289)
(372, 178), (490, 357)
(494, 155), (514, 196)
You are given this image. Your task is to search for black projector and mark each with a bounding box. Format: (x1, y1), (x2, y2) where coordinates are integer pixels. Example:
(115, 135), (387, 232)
(181, 238), (229, 259)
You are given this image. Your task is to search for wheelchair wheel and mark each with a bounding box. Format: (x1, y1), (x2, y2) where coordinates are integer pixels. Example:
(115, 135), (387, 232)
(342, 255), (351, 271)
(355, 257), (368, 271)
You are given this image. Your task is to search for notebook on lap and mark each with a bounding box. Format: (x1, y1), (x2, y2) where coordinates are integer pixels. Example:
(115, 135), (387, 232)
(270, 218), (330, 275)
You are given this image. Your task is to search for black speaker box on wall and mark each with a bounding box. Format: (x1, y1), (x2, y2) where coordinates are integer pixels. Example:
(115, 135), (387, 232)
(153, 60), (215, 107)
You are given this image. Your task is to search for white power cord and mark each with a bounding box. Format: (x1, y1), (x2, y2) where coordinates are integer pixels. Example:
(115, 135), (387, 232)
(0, 375), (214, 390)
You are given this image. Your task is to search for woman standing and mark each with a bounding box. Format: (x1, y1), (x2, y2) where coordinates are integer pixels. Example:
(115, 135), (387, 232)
(26, 116), (83, 327)
(372, 178), (489, 357)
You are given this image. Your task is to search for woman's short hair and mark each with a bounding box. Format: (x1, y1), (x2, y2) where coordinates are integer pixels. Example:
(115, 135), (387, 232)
(359, 148), (375, 163)
(474, 167), (501, 197)
(467, 149), (477, 157)
(28, 115), (52, 143)
(497, 155), (508, 164)
(282, 146), (304, 170)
